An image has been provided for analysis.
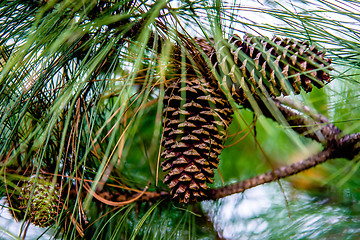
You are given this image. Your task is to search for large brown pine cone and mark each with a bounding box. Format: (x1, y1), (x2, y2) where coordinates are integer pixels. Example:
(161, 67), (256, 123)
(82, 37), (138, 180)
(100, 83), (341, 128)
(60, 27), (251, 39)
(161, 76), (233, 203)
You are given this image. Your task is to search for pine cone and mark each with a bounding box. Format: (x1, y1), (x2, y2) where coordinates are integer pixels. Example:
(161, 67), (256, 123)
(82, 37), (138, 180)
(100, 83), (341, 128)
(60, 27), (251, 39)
(211, 34), (332, 105)
(161, 76), (233, 203)
(18, 175), (64, 227)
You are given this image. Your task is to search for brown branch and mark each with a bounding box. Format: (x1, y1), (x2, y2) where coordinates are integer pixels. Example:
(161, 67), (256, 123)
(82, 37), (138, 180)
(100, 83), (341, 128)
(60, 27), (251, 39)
(267, 98), (342, 144)
(82, 132), (360, 203)
(208, 148), (335, 200)
(208, 132), (360, 200)
(71, 119), (359, 204)
(64, 99), (359, 204)
(276, 97), (330, 123)
(66, 130), (359, 206)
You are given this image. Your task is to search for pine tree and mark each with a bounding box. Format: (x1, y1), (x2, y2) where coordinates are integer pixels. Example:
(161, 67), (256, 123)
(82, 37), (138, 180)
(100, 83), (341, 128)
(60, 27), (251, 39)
(0, 0), (360, 239)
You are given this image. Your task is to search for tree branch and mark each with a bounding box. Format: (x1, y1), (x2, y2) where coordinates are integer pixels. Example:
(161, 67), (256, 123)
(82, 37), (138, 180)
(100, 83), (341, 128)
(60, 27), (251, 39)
(268, 98), (342, 144)
(85, 131), (360, 204)
(79, 105), (360, 204)
(208, 132), (360, 200)
(208, 148), (335, 200)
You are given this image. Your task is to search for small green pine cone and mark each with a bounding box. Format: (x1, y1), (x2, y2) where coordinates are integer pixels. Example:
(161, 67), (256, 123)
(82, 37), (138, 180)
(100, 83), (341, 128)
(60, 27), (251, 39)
(19, 175), (63, 227)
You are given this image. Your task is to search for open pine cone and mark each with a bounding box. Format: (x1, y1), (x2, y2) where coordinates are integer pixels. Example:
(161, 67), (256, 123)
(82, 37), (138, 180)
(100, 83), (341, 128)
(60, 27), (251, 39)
(161, 76), (233, 203)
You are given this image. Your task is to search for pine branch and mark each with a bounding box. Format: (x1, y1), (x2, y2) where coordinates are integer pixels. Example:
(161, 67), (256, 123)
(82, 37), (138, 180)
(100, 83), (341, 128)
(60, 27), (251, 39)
(89, 129), (360, 204)
(270, 98), (342, 144)
(72, 94), (360, 204)
(209, 131), (360, 200)
(209, 147), (335, 199)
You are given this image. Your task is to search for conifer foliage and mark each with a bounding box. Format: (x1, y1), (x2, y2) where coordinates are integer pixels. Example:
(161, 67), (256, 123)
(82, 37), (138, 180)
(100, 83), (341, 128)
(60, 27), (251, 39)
(6, 0), (360, 238)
